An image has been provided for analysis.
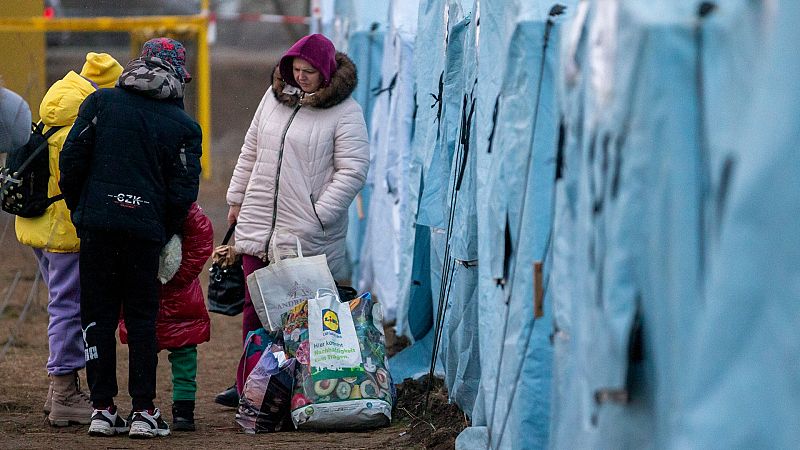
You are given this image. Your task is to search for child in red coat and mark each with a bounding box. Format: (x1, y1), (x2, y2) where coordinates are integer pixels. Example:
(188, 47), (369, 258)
(120, 202), (213, 431)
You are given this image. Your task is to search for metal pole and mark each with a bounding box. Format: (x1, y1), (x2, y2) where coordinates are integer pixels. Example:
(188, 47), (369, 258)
(197, 2), (212, 179)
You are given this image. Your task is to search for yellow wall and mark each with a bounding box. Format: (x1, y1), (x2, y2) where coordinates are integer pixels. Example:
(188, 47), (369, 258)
(0, 0), (45, 121)
(0, 4), (212, 178)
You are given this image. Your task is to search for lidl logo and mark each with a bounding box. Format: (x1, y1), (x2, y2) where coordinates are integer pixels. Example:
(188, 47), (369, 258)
(322, 309), (340, 333)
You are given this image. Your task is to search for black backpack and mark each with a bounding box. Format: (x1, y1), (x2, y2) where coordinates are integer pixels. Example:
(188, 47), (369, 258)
(0, 122), (64, 217)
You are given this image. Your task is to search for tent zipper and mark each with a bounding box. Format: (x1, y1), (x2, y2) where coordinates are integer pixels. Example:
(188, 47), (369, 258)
(486, 95), (500, 154)
(695, 1), (716, 283)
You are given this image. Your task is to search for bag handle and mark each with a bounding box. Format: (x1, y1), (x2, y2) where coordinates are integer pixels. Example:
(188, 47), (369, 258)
(222, 222), (236, 245)
(316, 287), (346, 303)
(270, 228), (304, 262)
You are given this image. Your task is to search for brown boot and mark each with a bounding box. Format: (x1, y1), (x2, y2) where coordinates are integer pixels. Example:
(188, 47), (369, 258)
(48, 372), (92, 427)
(43, 375), (53, 415)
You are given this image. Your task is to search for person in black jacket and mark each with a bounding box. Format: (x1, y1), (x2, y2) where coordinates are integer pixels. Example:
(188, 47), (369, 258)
(59, 38), (201, 439)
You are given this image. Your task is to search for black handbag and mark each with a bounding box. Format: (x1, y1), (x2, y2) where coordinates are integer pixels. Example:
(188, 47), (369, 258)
(336, 284), (358, 302)
(208, 223), (245, 316)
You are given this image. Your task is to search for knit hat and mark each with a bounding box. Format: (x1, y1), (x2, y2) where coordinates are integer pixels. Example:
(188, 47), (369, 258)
(0, 87), (32, 152)
(140, 38), (192, 83)
(79, 52), (123, 89)
(279, 34), (337, 88)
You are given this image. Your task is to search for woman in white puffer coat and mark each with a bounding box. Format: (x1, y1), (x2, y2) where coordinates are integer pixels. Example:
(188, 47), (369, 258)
(225, 34), (369, 340)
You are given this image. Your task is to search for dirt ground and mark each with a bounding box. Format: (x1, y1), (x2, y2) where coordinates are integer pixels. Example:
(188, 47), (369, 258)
(0, 46), (466, 449)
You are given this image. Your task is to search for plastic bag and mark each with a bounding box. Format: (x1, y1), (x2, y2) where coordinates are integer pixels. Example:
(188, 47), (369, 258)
(236, 349), (297, 433)
(236, 328), (281, 394)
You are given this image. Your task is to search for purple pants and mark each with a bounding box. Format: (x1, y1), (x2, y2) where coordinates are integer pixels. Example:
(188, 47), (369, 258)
(34, 249), (84, 375)
(241, 254), (266, 343)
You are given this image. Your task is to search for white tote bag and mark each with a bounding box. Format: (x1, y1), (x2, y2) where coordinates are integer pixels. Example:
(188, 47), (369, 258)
(247, 230), (337, 331)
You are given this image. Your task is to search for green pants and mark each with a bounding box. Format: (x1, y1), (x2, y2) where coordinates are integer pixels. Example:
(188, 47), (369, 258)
(167, 345), (197, 402)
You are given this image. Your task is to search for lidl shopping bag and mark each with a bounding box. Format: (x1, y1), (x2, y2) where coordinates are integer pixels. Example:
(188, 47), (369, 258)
(285, 291), (394, 430)
(236, 349), (296, 433)
(247, 230), (337, 331)
(308, 289), (363, 380)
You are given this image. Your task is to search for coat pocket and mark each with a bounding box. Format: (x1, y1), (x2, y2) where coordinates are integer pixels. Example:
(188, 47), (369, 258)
(310, 194), (326, 236)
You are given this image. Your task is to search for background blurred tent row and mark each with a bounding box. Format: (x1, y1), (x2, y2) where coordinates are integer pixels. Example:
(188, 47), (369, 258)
(328, 0), (799, 448)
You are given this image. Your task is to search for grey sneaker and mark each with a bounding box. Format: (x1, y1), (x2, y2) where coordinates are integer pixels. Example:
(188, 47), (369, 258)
(88, 406), (129, 436)
(128, 408), (170, 438)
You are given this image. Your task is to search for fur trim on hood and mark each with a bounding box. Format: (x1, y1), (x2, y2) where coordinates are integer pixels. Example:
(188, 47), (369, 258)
(271, 52), (357, 109)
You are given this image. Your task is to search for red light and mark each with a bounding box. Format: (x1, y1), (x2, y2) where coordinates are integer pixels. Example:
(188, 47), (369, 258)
(43, 6), (55, 19)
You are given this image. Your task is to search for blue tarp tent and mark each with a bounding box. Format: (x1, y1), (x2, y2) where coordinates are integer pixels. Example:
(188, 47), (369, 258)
(547, 2), (788, 448)
(346, 24), (385, 287)
(395, 0), (447, 344)
(330, 1), (800, 448)
(551, 2), (714, 447)
(677, 1), (800, 448)
(427, 1), (481, 419)
(322, 0), (388, 48)
(388, 0), (474, 390)
(357, 1), (420, 324)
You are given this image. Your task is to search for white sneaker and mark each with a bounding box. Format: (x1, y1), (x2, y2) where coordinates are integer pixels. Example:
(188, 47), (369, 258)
(128, 408), (171, 438)
(88, 406), (129, 436)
